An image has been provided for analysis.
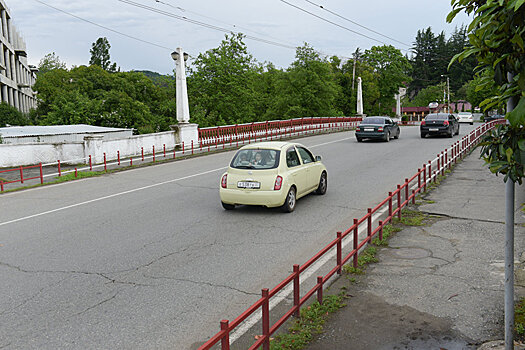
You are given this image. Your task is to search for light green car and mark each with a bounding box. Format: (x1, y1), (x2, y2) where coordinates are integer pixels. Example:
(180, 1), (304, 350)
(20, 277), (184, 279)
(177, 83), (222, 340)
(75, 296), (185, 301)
(220, 142), (328, 212)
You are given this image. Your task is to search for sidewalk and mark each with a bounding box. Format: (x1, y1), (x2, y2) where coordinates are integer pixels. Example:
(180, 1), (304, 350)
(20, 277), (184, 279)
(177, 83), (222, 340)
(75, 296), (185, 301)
(306, 151), (525, 350)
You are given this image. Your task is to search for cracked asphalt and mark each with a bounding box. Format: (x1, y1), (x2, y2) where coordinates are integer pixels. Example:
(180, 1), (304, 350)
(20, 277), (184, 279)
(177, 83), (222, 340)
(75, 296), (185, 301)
(306, 150), (525, 350)
(0, 125), (486, 349)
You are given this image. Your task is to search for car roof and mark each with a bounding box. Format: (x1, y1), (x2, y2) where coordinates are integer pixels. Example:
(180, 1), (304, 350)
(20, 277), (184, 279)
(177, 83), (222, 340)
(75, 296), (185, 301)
(238, 141), (304, 151)
(426, 113), (450, 117)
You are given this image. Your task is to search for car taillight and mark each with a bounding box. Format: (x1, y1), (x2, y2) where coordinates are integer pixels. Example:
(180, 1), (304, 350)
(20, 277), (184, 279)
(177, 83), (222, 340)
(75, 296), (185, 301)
(378, 127), (383, 132)
(274, 176), (283, 191)
(421, 120), (426, 126)
(221, 174), (227, 188)
(443, 120), (449, 126)
(356, 126), (361, 131)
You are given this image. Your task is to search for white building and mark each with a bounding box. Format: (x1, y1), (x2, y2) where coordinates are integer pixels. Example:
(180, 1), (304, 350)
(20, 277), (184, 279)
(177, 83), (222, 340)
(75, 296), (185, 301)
(0, 0), (37, 114)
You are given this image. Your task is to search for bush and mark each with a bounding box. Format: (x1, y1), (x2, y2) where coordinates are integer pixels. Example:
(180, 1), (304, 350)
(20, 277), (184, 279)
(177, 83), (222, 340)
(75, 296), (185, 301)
(0, 102), (29, 127)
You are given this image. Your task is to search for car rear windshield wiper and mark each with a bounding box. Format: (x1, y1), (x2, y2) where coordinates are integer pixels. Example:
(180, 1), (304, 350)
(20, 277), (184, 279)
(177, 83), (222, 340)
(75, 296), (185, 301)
(235, 165), (256, 169)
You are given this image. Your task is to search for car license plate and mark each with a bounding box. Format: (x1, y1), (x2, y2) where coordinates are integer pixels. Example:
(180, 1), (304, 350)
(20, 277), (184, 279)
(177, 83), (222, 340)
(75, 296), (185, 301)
(429, 128), (439, 131)
(364, 128), (374, 131)
(237, 181), (260, 189)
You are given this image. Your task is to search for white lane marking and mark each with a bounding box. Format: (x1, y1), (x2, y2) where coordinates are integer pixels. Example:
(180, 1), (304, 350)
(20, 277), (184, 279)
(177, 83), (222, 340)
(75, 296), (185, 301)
(0, 167), (227, 227)
(229, 207), (388, 343)
(308, 137), (352, 148)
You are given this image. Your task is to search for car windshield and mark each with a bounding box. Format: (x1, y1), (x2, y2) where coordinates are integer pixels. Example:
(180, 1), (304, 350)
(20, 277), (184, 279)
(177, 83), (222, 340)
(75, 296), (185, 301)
(458, 112), (471, 115)
(426, 114), (447, 120)
(361, 117), (385, 125)
(230, 149), (280, 170)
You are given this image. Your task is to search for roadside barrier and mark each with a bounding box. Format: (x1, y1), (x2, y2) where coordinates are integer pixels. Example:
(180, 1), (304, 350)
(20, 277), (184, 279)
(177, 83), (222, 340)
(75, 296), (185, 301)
(198, 119), (506, 350)
(0, 117), (360, 192)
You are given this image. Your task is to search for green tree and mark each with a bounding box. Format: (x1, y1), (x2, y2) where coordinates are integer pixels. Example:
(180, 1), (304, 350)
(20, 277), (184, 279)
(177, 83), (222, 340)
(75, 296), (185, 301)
(465, 72), (500, 114)
(187, 33), (261, 127)
(266, 43), (341, 119)
(89, 37), (118, 73)
(448, 0), (525, 183)
(37, 52), (67, 76)
(406, 83), (446, 108)
(363, 45), (411, 115)
(0, 102), (29, 127)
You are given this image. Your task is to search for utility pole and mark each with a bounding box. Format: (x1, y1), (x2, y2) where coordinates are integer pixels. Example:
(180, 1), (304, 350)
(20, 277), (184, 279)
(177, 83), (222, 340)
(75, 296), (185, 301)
(352, 48), (360, 91)
(447, 76), (450, 114)
(504, 72), (516, 350)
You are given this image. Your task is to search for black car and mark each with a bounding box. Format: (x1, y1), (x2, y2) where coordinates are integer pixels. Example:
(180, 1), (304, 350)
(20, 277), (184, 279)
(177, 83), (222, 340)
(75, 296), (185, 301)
(356, 116), (400, 142)
(420, 113), (459, 138)
(484, 114), (505, 123)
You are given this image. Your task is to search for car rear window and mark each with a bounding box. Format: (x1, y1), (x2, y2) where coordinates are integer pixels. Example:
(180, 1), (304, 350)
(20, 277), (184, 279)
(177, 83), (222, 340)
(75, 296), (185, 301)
(425, 114), (447, 120)
(361, 117), (385, 125)
(230, 149), (280, 170)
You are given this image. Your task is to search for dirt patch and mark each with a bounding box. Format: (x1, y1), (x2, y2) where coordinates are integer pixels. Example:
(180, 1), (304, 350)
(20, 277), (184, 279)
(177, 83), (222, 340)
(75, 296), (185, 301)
(307, 290), (478, 350)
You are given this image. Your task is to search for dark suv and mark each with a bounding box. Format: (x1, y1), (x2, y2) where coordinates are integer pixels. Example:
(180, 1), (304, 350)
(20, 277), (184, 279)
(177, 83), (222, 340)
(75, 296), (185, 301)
(420, 113), (459, 138)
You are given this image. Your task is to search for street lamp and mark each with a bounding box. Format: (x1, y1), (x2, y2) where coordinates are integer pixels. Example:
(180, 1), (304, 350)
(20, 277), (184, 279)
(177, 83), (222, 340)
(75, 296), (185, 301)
(171, 50), (189, 62)
(441, 74), (450, 113)
(171, 48), (190, 124)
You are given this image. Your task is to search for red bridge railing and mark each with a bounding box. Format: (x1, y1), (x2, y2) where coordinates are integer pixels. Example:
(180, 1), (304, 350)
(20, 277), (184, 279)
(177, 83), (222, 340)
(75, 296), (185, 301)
(198, 119), (506, 350)
(0, 163), (43, 192)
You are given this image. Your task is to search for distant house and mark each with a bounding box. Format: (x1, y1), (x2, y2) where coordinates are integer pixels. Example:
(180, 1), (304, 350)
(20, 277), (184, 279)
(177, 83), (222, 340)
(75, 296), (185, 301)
(0, 125), (133, 144)
(393, 101), (473, 121)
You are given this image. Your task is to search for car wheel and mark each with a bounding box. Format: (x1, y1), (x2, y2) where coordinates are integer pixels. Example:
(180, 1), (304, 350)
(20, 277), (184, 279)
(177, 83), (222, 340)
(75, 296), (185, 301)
(470, 122), (474, 125)
(282, 187), (297, 213)
(384, 131), (390, 142)
(356, 137), (363, 142)
(315, 172), (327, 195)
(221, 202), (235, 210)
(394, 130), (400, 139)
(421, 133), (426, 138)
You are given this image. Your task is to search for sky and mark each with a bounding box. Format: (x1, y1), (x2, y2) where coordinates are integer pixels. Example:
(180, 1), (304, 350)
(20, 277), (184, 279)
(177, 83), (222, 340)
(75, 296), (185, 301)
(9, 0), (471, 75)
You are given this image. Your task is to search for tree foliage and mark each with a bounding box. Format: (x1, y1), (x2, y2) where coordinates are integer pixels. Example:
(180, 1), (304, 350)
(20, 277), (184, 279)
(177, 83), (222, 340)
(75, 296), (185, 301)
(449, 0), (525, 183)
(89, 37), (118, 73)
(0, 102), (29, 127)
(37, 52), (67, 76)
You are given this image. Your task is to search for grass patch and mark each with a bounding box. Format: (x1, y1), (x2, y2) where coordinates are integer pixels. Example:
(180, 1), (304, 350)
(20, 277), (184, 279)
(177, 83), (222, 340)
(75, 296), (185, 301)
(54, 170), (105, 182)
(372, 224), (402, 246)
(269, 293), (347, 350)
(342, 265), (364, 275)
(393, 209), (429, 226)
(516, 298), (525, 341)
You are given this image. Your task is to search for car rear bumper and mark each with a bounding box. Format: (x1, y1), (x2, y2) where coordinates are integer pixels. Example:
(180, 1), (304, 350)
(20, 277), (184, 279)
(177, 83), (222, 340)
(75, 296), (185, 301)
(220, 188), (287, 207)
(355, 131), (386, 139)
(420, 126), (450, 135)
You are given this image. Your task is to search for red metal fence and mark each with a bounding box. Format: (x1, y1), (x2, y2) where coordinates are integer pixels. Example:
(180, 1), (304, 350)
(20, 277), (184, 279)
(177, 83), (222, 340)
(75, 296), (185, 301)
(0, 117), (359, 192)
(198, 119), (506, 350)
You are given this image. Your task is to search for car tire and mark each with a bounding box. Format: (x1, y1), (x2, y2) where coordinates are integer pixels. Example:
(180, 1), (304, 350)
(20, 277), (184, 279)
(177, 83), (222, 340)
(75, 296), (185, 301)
(394, 130), (400, 139)
(221, 202), (235, 210)
(421, 133), (426, 138)
(384, 131), (390, 142)
(470, 122), (474, 125)
(356, 137), (363, 142)
(282, 186), (297, 213)
(315, 172), (327, 195)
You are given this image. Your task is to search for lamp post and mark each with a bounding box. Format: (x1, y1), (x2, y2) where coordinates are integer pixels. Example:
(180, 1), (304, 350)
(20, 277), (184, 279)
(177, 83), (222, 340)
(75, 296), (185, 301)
(171, 48), (190, 123)
(441, 74), (450, 113)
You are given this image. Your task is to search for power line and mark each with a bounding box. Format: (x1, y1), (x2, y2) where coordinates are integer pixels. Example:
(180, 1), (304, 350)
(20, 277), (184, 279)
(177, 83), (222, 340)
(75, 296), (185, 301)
(32, 0), (173, 52)
(301, 0), (411, 47)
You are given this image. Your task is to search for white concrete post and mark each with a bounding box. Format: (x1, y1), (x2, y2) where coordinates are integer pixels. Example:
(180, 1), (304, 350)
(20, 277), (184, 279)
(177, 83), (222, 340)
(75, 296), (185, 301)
(356, 77), (363, 116)
(83, 135), (104, 164)
(172, 47), (190, 123)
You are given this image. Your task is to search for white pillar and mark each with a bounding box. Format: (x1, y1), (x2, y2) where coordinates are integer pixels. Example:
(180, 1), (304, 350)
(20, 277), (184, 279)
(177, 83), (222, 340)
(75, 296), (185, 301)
(84, 135), (105, 164)
(173, 47), (190, 123)
(395, 94), (401, 117)
(356, 77), (363, 116)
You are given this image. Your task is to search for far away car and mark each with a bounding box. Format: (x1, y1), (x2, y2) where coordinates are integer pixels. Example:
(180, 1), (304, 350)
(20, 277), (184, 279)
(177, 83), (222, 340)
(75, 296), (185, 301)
(220, 142), (327, 213)
(355, 116), (400, 142)
(420, 113), (459, 138)
(457, 112), (474, 125)
(484, 114), (505, 123)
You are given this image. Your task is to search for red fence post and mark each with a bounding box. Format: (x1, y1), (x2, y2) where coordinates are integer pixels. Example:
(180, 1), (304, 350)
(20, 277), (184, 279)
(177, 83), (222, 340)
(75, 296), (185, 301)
(428, 161), (432, 183)
(412, 189), (416, 204)
(39, 163), (43, 184)
(104, 153), (107, 171)
(1, 181), (3, 192)
(153, 146), (156, 162)
(367, 208), (372, 243)
(19, 166), (24, 184)
(293, 264), (300, 317)
(89, 155), (92, 171)
(388, 192), (393, 218)
(182, 142), (185, 155)
(118, 151), (120, 165)
(192, 140), (194, 155)
(379, 220), (383, 241)
(130, 157), (133, 166)
(164, 144), (166, 158)
(262, 288), (270, 350)
(397, 184), (402, 219)
(75, 168), (78, 177)
(58, 160), (62, 177)
(437, 154), (440, 175)
(405, 178), (409, 205)
(317, 276), (323, 304)
(423, 164), (427, 192)
(417, 169), (421, 190)
(337, 231), (342, 274)
(220, 320), (230, 350)
(353, 219), (358, 268)
(142, 147), (144, 161)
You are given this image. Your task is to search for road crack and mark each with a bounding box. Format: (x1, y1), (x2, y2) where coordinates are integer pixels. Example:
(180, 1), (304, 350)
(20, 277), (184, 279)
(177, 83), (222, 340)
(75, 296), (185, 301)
(142, 275), (260, 296)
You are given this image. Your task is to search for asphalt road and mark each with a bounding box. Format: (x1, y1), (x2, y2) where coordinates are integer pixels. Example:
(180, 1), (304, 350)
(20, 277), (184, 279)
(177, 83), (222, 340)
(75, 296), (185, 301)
(0, 124), (478, 349)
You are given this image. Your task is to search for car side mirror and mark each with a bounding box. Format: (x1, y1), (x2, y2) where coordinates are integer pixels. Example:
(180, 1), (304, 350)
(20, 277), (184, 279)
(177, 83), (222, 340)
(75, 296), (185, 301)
(315, 155), (322, 162)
